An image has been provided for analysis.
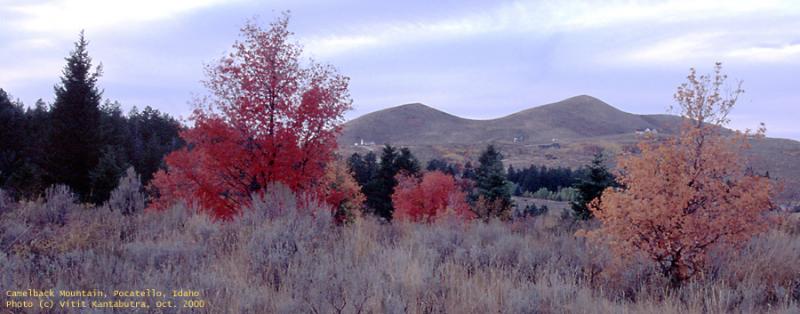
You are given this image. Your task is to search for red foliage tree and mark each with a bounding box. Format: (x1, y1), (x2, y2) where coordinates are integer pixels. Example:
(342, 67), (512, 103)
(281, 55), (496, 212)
(392, 171), (474, 223)
(149, 14), (351, 219)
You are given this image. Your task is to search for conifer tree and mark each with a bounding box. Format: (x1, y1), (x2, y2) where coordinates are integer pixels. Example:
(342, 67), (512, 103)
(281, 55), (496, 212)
(366, 145), (400, 220)
(0, 89), (26, 194)
(47, 31), (104, 202)
(364, 145), (421, 221)
(474, 145), (512, 219)
(571, 151), (615, 220)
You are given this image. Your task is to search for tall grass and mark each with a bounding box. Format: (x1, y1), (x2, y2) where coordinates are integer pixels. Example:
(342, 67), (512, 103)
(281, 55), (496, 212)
(1, 187), (799, 313)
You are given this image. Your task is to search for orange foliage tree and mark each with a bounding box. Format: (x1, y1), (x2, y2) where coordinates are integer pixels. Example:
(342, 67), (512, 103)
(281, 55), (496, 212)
(149, 14), (351, 219)
(392, 171), (474, 223)
(320, 159), (365, 224)
(588, 63), (775, 286)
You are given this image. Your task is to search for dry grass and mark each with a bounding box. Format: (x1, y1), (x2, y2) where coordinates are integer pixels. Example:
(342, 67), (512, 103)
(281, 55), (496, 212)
(2, 186), (799, 313)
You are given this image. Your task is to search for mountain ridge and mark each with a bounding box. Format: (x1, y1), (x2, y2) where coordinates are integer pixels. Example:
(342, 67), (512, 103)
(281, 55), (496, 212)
(338, 95), (800, 202)
(340, 95), (688, 146)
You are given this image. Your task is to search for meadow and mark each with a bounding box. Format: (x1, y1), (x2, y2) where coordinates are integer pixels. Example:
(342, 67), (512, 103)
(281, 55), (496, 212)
(2, 185), (799, 313)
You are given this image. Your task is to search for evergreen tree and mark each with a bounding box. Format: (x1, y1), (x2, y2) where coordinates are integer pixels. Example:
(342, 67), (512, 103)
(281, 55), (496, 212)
(86, 101), (131, 203)
(462, 161), (476, 180)
(363, 145), (421, 221)
(474, 145), (512, 219)
(571, 151), (615, 220)
(347, 152), (378, 188)
(427, 158), (457, 176)
(20, 100), (52, 197)
(89, 146), (128, 203)
(125, 106), (183, 183)
(47, 31), (104, 202)
(0, 89), (26, 194)
(365, 145), (399, 220)
(396, 147), (421, 177)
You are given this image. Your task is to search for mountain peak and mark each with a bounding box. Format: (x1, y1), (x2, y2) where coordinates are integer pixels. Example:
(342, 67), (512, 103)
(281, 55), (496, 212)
(388, 102), (441, 113)
(542, 95), (616, 111)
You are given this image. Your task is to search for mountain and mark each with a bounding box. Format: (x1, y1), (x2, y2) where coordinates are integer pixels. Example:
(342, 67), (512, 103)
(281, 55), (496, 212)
(340, 95), (680, 146)
(339, 95), (800, 203)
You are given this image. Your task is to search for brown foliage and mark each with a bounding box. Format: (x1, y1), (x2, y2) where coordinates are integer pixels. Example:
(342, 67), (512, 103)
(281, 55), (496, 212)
(320, 159), (365, 224)
(588, 63), (776, 286)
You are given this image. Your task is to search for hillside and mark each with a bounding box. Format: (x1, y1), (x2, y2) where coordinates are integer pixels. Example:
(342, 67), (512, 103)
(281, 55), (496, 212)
(339, 95), (800, 203)
(340, 95), (684, 146)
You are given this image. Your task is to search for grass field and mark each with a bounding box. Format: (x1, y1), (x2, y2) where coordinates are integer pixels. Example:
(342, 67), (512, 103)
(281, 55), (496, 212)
(2, 187), (800, 313)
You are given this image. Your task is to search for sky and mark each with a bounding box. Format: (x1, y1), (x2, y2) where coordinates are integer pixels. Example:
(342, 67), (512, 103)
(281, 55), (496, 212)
(1, 0), (798, 140)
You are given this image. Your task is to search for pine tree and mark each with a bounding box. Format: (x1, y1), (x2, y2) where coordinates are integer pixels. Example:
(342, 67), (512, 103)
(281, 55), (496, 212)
(396, 147), (421, 177)
(47, 31), (104, 202)
(474, 145), (512, 219)
(366, 145), (400, 220)
(86, 101), (131, 203)
(462, 161), (476, 180)
(571, 151), (615, 220)
(0, 89), (26, 194)
(347, 152), (378, 188)
(89, 146), (128, 203)
(426, 158), (457, 176)
(363, 145), (421, 221)
(126, 106), (183, 183)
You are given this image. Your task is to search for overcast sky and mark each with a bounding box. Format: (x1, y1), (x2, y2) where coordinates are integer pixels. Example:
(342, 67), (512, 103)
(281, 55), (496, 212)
(1, 0), (798, 139)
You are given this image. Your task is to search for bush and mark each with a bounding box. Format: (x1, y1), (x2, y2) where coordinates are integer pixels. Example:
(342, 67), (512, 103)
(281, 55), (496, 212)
(514, 203), (548, 218)
(22, 185), (78, 226)
(0, 189), (11, 216)
(527, 187), (578, 202)
(107, 167), (146, 215)
(1, 186), (799, 313)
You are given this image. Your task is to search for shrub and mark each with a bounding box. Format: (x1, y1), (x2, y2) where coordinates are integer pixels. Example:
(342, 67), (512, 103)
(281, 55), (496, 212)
(514, 204), (548, 218)
(23, 185), (79, 226)
(107, 167), (146, 215)
(0, 189), (11, 216)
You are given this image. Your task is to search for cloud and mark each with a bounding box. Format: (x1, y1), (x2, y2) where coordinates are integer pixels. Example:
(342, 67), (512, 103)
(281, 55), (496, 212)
(3, 0), (240, 37)
(0, 59), (63, 89)
(617, 30), (800, 65)
(624, 32), (724, 64)
(727, 44), (800, 62)
(302, 0), (800, 58)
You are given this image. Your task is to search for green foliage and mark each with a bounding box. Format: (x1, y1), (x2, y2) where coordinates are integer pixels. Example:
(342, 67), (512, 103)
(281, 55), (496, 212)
(89, 146), (128, 203)
(571, 151), (616, 220)
(508, 163), (583, 196)
(0, 90), (26, 192)
(426, 158), (458, 176)
(474, 145), (512, 218)
(514, 203), (549, 219)
(347, 152), (378, 188)
(47, 31), (104, 202)
(0, 33), (182, 203)
(526, 187), (579, 202)
(363, 145), (421, 221)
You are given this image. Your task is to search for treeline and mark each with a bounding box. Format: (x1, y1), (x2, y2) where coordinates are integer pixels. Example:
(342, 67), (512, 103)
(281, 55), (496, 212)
(0, 33), (182, 202)
(507, 164), (584, 196)
(347, 145), (514, 221)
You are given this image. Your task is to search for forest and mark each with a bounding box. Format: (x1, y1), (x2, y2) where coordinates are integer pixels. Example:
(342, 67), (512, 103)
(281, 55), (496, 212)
(1, 14), (799, 313)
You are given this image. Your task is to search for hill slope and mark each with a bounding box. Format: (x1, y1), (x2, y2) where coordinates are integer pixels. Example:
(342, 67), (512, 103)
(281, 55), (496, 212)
(340, 95), (682, 146)
(339, 95), (800, 203)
